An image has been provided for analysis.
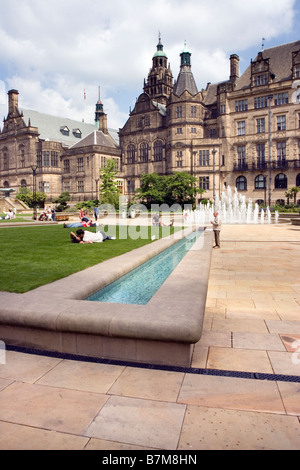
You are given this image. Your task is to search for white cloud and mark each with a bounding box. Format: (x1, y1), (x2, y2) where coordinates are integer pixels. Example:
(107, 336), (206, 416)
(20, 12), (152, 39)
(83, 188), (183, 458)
(0, 0), (297, 128)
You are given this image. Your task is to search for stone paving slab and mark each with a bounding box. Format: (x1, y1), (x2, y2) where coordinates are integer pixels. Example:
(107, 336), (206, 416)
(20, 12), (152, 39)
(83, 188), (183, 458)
(0, 223), (299, 450)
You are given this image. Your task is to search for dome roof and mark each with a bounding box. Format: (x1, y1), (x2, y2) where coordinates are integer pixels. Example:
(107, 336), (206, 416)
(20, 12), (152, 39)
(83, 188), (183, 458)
(153, 49), (167, 58)
(153, 35), (167, 59)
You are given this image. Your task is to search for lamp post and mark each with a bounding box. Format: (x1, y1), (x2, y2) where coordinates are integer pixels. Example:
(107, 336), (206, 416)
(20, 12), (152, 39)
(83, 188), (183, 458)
(31, 165), (38, 220)
(268, 95), (273, 207)
(212, 147), (217, 203)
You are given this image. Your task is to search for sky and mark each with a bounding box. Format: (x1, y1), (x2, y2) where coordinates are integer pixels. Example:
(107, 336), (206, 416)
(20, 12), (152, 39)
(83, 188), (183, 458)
(0, 0), (299, 130)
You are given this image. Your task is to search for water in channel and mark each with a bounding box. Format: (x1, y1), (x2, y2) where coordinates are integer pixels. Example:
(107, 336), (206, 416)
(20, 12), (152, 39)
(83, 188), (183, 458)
(87, 231), (202, 305)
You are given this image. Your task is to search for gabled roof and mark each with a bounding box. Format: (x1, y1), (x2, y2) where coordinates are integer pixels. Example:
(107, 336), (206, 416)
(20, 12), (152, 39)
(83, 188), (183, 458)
(236, 40), (300, 90)
(20, 109), (119, 147)
(70, 130), (119, 150)
(202, 40), (300, 106)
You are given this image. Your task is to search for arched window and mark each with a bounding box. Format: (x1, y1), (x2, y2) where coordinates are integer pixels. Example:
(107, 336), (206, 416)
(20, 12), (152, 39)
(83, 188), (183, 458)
(275, 174), (287, 189)
(255, 175), (266, 190)
(21, 180), (27, 188)
(256, 199), (265, 206)
(154, 141), (163, 162)
(296, 174), (300, 187)
(236, 176), (247, 191)
(140, 143), (149, 163)
(127, 145), (135, 164)
(3, 181), (9, 188)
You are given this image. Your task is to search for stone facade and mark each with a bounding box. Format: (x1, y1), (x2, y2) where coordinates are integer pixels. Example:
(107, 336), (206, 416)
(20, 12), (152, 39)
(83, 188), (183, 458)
(61, 130), (122, 202)
(120, 39), (300, 206)
(0, 39), (300, 207)
(0, 90), (122, 203)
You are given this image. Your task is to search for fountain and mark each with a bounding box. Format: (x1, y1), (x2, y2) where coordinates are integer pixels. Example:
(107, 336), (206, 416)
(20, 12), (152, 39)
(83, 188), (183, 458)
(186, 186), (278, 225)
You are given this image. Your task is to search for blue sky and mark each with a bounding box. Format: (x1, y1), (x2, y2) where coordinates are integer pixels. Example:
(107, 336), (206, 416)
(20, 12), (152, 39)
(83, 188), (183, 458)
(0, 0), (299, 130)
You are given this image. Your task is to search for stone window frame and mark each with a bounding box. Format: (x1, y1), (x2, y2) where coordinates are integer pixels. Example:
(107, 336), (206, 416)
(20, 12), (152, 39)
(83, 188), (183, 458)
(236, 175), (247, 191)
(275, 173), (288, 189)
(255, 174), (267, 190)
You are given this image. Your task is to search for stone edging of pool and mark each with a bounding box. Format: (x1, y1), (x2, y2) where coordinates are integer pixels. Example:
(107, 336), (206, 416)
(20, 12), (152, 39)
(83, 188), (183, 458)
(0, 228), (213, 367)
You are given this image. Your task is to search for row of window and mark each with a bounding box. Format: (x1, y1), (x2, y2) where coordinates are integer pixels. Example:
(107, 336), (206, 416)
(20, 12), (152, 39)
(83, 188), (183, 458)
(235, 93), (289, 112)
(176, 127), (198, 134)
(175, 105), (197, 119)
(177, 141), (298, 168)
(172, 90), (294, 121)
(63, 156), (120, 173)
(199, 173), (300, 191)
(137, 111), (299, 144)
(127, 142), (164, 164)
(126, 141), (300, 168)
(63, 180), (123, 194)
(0, 150), (59, 171)
(236, 113), (300, 135)
(37, 152), (59, 168)
(237, 141), (290, 165)
(220, 92), (298, 116)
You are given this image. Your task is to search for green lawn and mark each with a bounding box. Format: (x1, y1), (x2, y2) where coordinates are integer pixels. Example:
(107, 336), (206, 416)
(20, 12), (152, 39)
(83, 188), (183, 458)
(0, 225), (179, 293)
(0, 217), (30, 223)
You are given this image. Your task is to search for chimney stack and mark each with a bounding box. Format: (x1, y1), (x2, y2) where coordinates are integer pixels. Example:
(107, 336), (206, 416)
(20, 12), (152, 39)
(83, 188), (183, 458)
(230, 54), (240, 83)
(8, 89), (19, 117)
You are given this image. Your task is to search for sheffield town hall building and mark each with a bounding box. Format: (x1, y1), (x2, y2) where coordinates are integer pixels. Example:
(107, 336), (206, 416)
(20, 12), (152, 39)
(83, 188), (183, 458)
(0, 37), (300, 208)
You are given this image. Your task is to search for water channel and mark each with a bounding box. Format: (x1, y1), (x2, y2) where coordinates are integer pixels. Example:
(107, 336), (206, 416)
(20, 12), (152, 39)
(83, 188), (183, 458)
(87, 231), (202, 305)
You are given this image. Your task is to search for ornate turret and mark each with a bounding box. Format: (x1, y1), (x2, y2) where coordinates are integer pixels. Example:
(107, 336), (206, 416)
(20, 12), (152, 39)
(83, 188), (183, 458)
(174, 42), (198, 97)
(95, 87), (108, 134)
(143, 34), (174, 105)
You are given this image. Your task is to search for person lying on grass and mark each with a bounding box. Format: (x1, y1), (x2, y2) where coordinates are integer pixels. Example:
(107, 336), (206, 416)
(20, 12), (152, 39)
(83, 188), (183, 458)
(70, 229), (116, 244)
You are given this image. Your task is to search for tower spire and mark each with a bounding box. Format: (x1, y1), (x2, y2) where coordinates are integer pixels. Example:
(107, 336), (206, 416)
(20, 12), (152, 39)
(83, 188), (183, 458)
(143, 35), (174, 104)
(95, 87), (108, 134)
(174, 41), (198, 96)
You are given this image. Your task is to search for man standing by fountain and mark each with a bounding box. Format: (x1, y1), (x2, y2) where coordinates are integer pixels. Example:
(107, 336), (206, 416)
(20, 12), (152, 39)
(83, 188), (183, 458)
(211, 212), (222, 248)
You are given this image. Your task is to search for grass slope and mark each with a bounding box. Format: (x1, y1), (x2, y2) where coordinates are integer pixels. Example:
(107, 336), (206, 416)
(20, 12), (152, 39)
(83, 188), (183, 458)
(0, 225), (178, 293)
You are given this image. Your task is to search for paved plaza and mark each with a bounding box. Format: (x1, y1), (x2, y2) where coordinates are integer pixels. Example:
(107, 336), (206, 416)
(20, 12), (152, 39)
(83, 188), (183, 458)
(0, 223), (299, 450)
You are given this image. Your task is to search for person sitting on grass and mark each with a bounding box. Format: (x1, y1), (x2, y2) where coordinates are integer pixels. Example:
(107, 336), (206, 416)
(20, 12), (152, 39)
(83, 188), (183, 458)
(70, 229), (115, 244)
(0, 209), (14, 220)
(152, 213), (174, 227)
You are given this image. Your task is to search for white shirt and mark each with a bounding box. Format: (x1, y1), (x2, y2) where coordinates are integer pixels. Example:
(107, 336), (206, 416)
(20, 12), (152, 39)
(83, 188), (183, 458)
(212, 215), (222, 231)
(83, 231), (104, 243)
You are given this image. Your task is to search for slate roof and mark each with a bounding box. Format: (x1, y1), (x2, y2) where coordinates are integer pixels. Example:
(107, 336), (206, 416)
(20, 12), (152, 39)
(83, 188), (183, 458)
(202, 41), (300, 106)
(70, 130), (119, 150)
(235, 40), (300, 90)
(203, 83), (219, 106)
(20, 109), (119, 147)
(173, 65), (199, 97)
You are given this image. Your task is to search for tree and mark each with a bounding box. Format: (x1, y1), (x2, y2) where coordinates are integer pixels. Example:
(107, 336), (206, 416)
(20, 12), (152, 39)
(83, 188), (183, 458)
(165, 172), (204, 207)
(17, 187), (46, 208)
(134, 173), (167, 207)
(134, 172), (205, 208)
(290, 186), (300, 205)
(52, 192), (70, 212)
(285, 189), (293, 205)
(99, 159), (121, 208)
